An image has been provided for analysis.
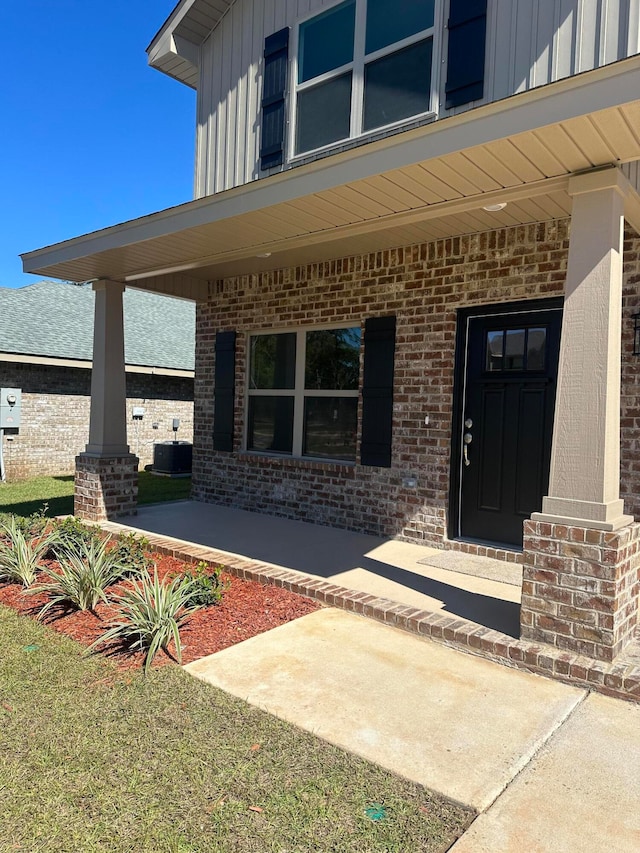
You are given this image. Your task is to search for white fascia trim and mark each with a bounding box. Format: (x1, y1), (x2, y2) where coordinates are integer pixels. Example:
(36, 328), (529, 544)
(0, 352), (194, 378)
(22, 55), (640, 276)
(147, 0), (205, 53)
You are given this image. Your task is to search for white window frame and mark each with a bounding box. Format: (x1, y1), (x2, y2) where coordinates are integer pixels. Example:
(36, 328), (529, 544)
(245, 324), (361, 461)
(288, 0), (442, 161)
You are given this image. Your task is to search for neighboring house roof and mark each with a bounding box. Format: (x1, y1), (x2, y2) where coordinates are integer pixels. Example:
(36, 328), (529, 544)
(0, 281), (195, 375)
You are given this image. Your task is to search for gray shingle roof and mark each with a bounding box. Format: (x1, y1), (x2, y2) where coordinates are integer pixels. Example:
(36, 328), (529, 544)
(0, 281), (194, 371)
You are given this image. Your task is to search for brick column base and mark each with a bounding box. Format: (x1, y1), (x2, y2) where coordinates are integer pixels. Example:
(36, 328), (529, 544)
(74, 453), (139, 522)
(521, 520), (640, 661)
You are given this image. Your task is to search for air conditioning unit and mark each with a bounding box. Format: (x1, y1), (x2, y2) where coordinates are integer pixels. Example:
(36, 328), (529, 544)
(152, 441), (192, 476)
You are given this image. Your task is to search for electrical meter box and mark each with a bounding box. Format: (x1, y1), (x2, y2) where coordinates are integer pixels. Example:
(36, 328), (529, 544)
(0, 388), (21, 429)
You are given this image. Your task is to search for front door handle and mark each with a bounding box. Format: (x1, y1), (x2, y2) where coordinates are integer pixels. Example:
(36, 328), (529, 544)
(463, 432), (472, 467)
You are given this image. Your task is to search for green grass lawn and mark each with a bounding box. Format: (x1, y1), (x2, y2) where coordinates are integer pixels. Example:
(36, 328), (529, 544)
(0, 607), (471, 852)
(0, 472), (191, 518)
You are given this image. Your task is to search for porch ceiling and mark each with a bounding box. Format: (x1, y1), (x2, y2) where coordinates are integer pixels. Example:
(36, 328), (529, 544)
(22, 57), (640, 298)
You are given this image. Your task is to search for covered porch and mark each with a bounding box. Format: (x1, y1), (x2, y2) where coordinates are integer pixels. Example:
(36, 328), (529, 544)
(21, 55), (640, 666)
(99, 499), (640, 701)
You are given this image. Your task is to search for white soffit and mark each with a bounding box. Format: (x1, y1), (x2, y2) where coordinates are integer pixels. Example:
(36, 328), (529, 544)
(22, 56), (640, 288)
(147, 0), (233, 87)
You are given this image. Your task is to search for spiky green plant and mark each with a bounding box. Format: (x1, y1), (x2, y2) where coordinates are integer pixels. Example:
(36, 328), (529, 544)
(0, 516), (59, 588)
(87, 568), (203, 673)
(32, 537), (130, 616)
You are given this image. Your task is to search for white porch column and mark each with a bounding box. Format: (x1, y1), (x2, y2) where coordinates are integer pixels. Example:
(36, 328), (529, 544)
(85, 279), (130, 456)
(533, 168), (632, 530)
(75, 279), (138, 521)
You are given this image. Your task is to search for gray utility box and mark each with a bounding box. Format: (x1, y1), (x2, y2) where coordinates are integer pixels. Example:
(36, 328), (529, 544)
(0, 388), (21, 429)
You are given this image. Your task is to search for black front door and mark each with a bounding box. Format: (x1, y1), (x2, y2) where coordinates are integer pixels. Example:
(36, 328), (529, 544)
(453, 302), (562, 548)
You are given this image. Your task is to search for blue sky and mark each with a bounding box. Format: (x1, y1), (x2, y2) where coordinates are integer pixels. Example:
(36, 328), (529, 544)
(1, 0), (195, 288)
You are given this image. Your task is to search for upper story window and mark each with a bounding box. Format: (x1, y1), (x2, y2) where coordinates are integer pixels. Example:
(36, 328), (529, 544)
(293, 0), (436, 157)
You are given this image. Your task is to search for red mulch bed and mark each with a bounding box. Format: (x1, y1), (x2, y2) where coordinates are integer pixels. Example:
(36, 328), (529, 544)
(0, 553), (320, 671)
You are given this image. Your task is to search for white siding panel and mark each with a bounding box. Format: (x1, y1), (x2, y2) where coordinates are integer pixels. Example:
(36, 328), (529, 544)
(195, 0), (640, 195)
(513, 0), (536, 93)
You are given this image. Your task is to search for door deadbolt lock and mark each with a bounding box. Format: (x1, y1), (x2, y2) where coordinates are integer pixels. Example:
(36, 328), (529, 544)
(464, 418), (473, 429)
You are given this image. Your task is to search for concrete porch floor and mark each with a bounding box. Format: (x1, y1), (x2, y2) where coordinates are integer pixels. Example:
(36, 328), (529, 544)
(102, 499), (640, 702)
(115, 499), (522, 637)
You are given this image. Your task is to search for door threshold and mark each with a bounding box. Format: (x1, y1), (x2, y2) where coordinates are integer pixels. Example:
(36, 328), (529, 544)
(448, 537), (523, 558)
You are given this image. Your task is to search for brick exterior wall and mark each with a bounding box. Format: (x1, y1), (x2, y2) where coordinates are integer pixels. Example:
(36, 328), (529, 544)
(621, 231), (640, 520)
(0, 362), (193, 479)
(194, 221), (563, 540)
(192, 219), (640, 545)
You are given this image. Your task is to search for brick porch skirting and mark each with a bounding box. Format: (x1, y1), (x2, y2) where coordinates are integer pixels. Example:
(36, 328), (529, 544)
(96, 520), (640, 703)
(75, 453), (139, 522)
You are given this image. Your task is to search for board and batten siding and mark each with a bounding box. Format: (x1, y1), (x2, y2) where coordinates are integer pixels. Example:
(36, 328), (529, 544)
(194, 0), (640, 197)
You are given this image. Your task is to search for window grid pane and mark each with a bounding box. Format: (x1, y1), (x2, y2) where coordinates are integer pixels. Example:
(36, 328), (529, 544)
(303, 396), (358, 461)
(296, 73), (353, 154)
(527, 328), (547, 371)
(247, 396), (294, 454)
(249, 333), (296, 389)
(305, 327), (361, 390)
(298, 0), (355, 83)
(363, 38), (433, 133)
(365, 0), (435, 55)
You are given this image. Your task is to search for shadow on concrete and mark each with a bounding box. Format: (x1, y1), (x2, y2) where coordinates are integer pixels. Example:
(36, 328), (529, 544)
(123, 500), (521, 638)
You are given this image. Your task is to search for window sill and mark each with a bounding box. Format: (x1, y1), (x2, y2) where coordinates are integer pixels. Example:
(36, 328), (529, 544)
(285, 111), (437, 171)
(236, 451), (356, 473)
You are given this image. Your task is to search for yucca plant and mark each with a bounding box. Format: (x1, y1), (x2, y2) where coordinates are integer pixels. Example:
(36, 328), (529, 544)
(88, 568), (203, 674)
(32, 537), (130, 616)
(0, 516), (59, 588)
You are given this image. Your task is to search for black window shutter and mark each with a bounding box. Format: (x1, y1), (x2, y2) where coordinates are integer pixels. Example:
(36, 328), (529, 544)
(361, 317), (396, 468)
(445, 0), (488, 109)
(213, 331), (236, 452)
(260, 27), (290, 171)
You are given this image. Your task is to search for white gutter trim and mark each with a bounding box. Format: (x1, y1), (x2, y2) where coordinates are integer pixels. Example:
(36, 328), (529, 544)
(147, 0), (198, 53)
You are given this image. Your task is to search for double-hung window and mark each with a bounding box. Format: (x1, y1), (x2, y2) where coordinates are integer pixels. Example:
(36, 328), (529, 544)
(247, 326), (361, 461)
(294, 0), (436, 157)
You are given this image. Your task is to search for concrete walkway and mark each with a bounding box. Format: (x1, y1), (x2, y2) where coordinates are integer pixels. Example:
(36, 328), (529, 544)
(113, 502), (640, 848)
(186, 609), (640, 851)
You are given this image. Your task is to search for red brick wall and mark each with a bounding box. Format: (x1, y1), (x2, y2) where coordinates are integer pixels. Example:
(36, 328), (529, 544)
(192, 220), (640, 543)
(621, 231), (640, 520)
(0, 363), (193, 479)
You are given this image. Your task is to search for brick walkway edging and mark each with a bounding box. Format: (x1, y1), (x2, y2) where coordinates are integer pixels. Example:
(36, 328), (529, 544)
(99, 520), (640, 704)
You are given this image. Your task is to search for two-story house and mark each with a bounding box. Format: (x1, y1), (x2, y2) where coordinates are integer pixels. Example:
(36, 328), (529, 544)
(22, 0), (640, 664)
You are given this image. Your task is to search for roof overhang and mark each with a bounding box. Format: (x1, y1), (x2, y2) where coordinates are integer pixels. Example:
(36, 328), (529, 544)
(0, 351), (194, 378)
(147, 0), (233, 88)
(22, 56), (640, 300)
